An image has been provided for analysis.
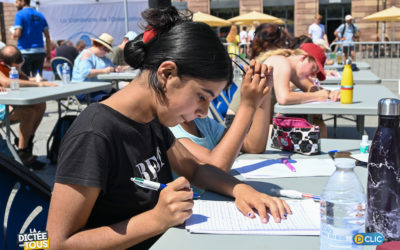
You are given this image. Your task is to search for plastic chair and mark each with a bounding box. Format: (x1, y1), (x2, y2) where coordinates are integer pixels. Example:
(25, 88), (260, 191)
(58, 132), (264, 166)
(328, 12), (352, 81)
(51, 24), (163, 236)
(50, 57), (83, 112)
(50, 56), (73, 80)
(0, 152), (51, 250)
(209, 82), (239, 125)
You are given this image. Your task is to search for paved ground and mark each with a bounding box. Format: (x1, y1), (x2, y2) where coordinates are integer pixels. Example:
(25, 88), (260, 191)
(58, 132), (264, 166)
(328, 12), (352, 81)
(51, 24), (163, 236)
(6, 80), (400, 189)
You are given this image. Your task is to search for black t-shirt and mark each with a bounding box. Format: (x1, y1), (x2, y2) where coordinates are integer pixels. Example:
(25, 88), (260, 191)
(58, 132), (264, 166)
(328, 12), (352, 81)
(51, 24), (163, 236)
(55, 103), (175, 249)
(55, 44), (79, 64)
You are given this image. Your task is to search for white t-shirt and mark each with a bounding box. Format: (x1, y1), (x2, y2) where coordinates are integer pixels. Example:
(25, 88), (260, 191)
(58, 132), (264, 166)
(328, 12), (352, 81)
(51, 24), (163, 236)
(239, 30), (248, 43)
(308, 23), (325, 43)
(247, 29), (255, 42)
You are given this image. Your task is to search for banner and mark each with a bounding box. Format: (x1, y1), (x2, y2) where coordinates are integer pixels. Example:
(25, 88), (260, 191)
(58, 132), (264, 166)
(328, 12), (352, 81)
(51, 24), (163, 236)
(39, 1), (147, 46)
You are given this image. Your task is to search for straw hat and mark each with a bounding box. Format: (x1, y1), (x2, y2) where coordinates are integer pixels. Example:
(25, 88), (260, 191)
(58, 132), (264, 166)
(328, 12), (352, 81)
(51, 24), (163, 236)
(91, 33), (114, 51)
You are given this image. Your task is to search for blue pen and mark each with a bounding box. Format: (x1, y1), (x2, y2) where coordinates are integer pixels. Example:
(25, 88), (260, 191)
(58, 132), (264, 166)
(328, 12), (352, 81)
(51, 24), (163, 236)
(130, 177), (200, 199)
(314, 78), (320, 90)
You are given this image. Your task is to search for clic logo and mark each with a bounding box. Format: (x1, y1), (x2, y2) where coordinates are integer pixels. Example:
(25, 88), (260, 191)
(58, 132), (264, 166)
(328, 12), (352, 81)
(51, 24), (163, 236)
(353, 233), (384, 245)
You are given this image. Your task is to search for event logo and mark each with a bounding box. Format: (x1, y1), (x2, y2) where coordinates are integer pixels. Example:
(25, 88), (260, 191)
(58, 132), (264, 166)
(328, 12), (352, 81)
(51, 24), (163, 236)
(18, 229), (49, 250)
(353, 233), (384, 245)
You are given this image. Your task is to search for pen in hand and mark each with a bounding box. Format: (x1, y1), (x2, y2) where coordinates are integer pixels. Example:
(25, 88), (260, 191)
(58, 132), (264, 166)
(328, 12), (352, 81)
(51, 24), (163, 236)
(314, 78), (320, 90)
(280, 158), (296, 172)
(130, 177), (200, 199)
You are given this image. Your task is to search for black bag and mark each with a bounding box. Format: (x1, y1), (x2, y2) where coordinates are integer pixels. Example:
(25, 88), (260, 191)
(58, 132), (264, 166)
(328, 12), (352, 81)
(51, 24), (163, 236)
(46, 115), (77, 164)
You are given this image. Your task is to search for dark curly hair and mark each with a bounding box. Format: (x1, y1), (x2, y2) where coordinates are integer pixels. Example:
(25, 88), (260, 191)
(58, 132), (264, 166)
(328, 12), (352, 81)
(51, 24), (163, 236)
(124, 6), (232, 101)
(250, 24), (294, 59)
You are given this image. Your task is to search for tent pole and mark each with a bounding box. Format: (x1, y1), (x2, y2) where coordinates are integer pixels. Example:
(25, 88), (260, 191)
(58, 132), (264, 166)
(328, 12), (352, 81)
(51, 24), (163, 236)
(381, 22), (385, 42)
(124, 0), (129, 33)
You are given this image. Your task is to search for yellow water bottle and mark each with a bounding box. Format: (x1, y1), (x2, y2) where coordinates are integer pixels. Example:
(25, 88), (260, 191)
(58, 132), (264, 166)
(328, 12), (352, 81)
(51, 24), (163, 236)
(341, 59), (353, 104)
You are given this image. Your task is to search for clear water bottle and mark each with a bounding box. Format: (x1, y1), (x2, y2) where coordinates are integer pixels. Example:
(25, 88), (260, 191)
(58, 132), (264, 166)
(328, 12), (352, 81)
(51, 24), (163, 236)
(62, 63), (70, 84)
(320, 158), (366, 250)
(9, 66), (19, 90)
(366, 98), (400, 241)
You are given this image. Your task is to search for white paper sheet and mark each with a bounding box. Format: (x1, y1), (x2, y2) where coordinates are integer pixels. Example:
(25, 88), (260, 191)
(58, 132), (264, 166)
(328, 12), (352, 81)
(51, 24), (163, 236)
(232, 158), (335, 179)
(185, 199), (320, 235)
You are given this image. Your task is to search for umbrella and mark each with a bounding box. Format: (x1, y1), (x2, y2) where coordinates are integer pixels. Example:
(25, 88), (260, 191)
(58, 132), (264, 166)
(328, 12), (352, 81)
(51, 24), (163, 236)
(363, 6), (400, 21)
(228, 11), (284, 25)
(193, 11), (231, 27)
(363, 6), (400, 41)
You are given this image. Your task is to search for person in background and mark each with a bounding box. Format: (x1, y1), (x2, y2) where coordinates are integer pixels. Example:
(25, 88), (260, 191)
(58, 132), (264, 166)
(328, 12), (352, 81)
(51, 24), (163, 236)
(0, 45), (57, 168)
(334, 15), (360, 60)
(308, 14), (329, 45)
(46, 7), (290, 250)
(107, 31), (137, 66)
(55, 40), (79, 65)
(42, 40), (57, 72)
(226, 25), (240, 57)
(71, 33), (117, 102)
(239, 26), (248, 56)
(249, 23), (293, 59)
(75, 40), (86, 52)
(11, 0), (50, 77)
(315, 38), (334, 65)
(257, 43), (341, 137)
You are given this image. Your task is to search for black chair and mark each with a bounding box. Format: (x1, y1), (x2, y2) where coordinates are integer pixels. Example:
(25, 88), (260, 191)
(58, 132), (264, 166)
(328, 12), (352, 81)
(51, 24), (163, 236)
(0, 152), (51, 250)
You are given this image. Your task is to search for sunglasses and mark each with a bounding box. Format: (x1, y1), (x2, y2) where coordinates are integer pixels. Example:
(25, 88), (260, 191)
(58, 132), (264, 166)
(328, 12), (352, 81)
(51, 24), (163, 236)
(102, 46), (110, 53)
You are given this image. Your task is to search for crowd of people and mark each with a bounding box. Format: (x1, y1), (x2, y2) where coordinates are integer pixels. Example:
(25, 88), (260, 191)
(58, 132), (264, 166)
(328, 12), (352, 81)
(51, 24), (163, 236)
(1, 1), (367, 248)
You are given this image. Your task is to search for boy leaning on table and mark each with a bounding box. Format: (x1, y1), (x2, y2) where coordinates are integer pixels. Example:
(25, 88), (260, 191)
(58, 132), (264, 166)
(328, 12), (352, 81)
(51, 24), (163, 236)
(0, 45), (57, 169)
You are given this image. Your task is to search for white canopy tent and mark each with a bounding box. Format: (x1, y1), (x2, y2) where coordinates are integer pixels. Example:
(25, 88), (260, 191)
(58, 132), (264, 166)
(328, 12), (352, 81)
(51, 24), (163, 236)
(23, 0), (147, 45)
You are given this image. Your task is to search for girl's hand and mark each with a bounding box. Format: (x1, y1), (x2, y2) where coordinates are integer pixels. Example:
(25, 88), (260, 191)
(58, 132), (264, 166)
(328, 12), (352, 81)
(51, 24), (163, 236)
(103, 66), (114, 74)
(233, 184), (291, 224)
(240, 60), (273, 110)
(151, 177), (194, 231)
(328, 90), (341, 102)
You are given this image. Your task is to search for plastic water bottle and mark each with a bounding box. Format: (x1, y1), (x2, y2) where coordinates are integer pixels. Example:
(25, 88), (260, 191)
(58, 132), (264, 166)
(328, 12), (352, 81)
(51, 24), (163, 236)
(35, 69), (41, 83)
(320, 158), (366, 250)
(341, 59), (353, 104)
(359, 135), (369, 154)
(9, 66), (19, 90)
(366, 98), (400, 241)
(336, 48), (344, 65)
(62, 63), (70, 84)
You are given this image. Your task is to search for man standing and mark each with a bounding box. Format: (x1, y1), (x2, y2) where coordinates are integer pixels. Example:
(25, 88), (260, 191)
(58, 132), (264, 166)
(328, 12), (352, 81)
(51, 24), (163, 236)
(0, 45), (56, 168)
(334, 15), (360, 60)
(11, 0), (50, 77)
(308, 14), (329, 45)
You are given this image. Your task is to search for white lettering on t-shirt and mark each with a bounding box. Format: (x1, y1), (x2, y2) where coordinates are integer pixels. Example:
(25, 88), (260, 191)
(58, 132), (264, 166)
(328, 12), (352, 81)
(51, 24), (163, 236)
(135, 146), (166, 180)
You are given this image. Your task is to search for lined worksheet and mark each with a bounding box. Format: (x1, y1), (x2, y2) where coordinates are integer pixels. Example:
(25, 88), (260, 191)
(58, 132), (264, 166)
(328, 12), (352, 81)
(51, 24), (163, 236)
(185, 199), (320, 235)
(232, 158), (335, 179)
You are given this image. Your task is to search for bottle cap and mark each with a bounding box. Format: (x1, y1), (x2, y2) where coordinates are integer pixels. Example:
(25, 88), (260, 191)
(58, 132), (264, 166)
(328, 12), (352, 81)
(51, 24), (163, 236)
(334, 158), (356, 169)
(361, 134), (368, 143)
(378, 98), (400, 116)
(345, 59), (352, 65)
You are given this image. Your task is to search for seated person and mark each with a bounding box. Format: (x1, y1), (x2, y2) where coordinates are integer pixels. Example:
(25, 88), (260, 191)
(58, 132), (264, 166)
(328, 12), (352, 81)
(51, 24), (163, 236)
(170, 60), (272, 172)
(258, 43), (341, 138)
(71, 33), (118, 102)
(107, 31), (137, 67)
(0, 45), (57, 168)
(55, 40), (79, 65)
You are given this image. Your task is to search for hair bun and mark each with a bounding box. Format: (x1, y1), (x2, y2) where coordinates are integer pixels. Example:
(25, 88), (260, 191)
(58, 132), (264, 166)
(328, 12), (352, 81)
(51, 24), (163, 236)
(142, 6), (191, 34)
(124, 36), (146, 69)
